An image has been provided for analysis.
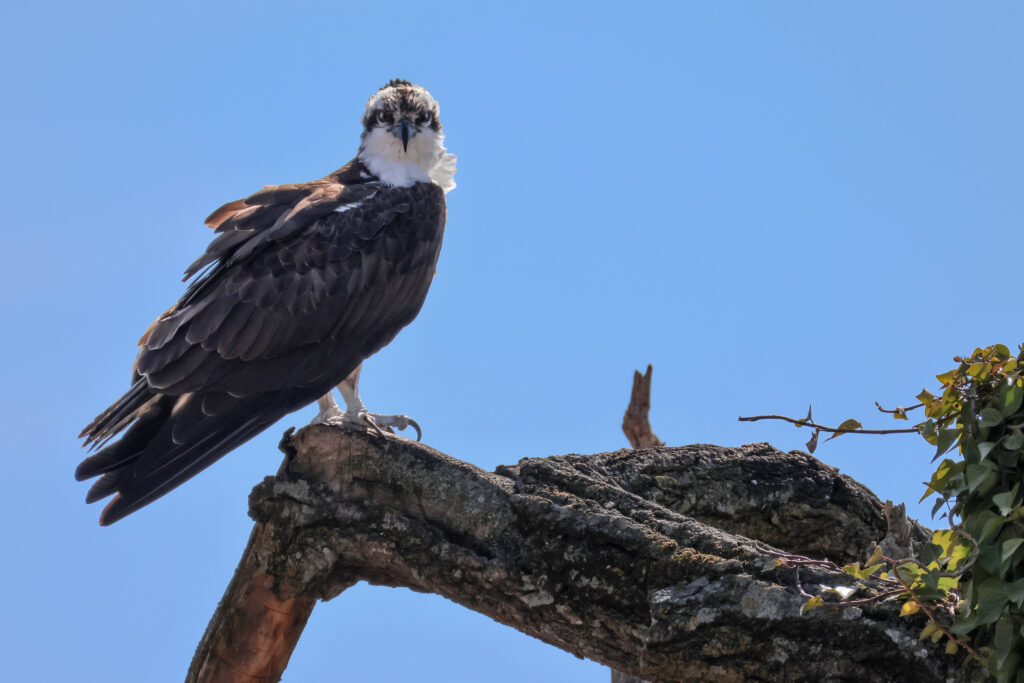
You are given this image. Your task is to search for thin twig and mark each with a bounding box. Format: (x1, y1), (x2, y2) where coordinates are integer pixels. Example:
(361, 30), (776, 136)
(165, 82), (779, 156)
(737, 414), (920, 435)
(875, 401), (924, 415)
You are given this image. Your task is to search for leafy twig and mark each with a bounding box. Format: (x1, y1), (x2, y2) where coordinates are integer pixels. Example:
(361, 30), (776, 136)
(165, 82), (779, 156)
(737, 414), (920, 435)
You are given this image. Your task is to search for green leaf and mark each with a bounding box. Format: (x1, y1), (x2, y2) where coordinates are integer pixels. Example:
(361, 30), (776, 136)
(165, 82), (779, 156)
(934, 428), (960, 458)
(980, 407), (1004, 428)
(960, 580), (974, 613)
(966, 510), (1007, 544)
(993, 490), (1017, 515)
(896, 564), (923, 583)
(917, 389), (935, 404)
(928, 459), (965, 497)
(919, 623), (938, 640)
(979, 511), (1008, 542)
(966, 462), (997, 495)
(1003, 430), (1023, 451)
(994, 343), (1012, 360)
(995, 615), (1015, 668)
(1001, 383), (1024, 416)
(918, 543), (942, 566)
(949, 614), (978, 635)
(858, 563), (885, 579)
(977, 578), (1010, 625)
(1005, 578), (1024, 605)
(866, 545), (883, 566)
(978, 441), (998, 459)
(1002, 538), (1024, 563)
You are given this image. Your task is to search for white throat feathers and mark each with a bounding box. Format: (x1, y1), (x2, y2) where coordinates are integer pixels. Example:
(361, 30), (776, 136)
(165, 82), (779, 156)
(359, 127), (457, 193)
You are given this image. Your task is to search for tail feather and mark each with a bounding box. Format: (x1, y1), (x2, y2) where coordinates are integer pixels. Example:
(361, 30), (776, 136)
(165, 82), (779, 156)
(76, 395), (176, 480)
(76, 386), (310, 525)
(98, 414), (269, 526)
(86, 473), (119, 504)
(79, 379), (156, 448)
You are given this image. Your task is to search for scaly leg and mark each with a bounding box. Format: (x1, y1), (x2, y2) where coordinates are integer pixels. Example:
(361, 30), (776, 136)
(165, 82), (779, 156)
(310, 363), (422, 440)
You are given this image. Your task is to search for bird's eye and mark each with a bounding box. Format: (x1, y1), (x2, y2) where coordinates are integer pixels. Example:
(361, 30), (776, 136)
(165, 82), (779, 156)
(417, 113), (433, 125)
(376, 110), (392, 124)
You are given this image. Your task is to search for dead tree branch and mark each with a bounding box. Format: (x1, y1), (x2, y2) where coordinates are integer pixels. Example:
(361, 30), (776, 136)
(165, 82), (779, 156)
(623, 365), (665, 448)
(190, 425), (963, 682)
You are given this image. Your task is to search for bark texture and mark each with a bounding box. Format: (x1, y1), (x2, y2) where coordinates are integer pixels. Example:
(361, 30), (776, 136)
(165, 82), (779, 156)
(191, 424), (970, 682)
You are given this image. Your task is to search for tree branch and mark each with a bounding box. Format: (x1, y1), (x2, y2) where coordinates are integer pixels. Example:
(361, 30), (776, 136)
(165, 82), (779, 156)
(738, 413), (921, 436)
(190, 426), (966, 682)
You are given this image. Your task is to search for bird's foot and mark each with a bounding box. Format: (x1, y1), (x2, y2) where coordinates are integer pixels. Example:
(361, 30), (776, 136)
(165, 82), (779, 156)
(311, 403), (345, 425)
(314, 409), (421, 441)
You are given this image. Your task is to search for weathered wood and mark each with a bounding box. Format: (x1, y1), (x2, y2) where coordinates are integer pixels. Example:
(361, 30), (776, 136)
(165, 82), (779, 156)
(186, 522), (317, 683)
(191, 425), (964, 682)
(622, 365), (664, 449)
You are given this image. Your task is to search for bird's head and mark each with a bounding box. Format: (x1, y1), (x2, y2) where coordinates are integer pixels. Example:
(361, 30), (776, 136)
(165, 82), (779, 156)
(358, 79), (456, 192)
(362, 78), (441, 152)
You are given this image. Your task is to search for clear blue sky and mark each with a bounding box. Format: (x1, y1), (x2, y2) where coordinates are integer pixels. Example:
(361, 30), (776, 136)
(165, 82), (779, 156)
(1, 2), (1021, 681)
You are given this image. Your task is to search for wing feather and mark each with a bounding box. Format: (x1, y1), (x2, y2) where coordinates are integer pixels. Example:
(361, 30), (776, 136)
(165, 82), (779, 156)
(78, 172), (447, 524)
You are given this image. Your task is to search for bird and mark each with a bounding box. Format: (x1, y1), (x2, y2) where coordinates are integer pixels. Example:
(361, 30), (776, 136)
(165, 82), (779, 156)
(77, 79), (456, 525)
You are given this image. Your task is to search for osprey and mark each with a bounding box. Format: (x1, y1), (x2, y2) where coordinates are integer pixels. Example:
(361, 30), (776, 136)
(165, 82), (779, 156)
(77, 79), (455, 525)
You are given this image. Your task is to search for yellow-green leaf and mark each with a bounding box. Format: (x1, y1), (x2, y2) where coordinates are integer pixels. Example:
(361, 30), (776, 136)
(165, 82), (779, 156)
(932, 529), (954, 554)
(900, 601), (920, 617)
(858, 563), (885, 579)
(824, 419), (863, 442)
(801, 596), (823, 614)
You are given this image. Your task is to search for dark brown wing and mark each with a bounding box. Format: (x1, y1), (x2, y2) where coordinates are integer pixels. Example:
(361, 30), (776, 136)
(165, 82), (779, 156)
(77, 174), (446, 524)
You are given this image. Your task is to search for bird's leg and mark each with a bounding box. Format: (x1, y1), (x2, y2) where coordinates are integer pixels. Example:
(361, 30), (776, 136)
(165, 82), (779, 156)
(311, 363), (422, 440)
(312, 393), (345, 423)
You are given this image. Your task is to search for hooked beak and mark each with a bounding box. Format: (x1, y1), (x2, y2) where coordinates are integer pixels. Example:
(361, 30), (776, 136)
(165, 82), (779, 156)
(392, 118), (415, 152)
